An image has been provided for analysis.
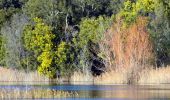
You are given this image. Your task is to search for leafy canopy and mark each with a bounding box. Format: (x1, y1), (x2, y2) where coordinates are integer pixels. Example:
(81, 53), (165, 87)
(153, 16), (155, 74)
(23, 17), (55, 77)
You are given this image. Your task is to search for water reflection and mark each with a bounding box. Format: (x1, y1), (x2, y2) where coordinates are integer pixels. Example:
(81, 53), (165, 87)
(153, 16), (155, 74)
(0, 84), (170, 99)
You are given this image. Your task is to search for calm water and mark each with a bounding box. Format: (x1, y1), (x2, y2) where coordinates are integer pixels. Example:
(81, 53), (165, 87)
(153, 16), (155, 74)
(0, 84), (170, 99)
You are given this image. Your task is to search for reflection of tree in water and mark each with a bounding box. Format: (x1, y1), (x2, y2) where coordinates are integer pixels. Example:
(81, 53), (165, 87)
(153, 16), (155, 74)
(89, 90), (102, 98)
(77, 90), (102, 98)
(76, 85), (102, 98)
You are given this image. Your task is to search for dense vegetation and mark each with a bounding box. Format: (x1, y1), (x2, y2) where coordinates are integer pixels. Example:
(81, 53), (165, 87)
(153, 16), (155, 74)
(0, 0), (170, 83)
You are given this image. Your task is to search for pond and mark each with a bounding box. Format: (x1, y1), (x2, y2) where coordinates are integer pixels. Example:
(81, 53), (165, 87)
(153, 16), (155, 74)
(0, 83), (170, 99)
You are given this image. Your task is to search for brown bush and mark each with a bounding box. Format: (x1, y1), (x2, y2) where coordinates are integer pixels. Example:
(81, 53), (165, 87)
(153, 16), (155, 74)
(100, 17), (154, 84)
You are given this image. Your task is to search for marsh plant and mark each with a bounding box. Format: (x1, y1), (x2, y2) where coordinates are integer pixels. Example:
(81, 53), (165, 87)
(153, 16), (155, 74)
(0, 89), (78, 99)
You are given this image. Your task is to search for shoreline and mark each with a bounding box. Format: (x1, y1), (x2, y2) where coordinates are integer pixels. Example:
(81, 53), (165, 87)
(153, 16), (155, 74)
(1, 66), (170, 85)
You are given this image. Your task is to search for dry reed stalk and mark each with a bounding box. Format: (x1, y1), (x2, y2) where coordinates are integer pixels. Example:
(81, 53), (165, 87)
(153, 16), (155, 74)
(139, 66), (170, 84)
(70, 72), (94, 85)
(0, 89), (78, 99)
(92, 66), (170, 84)
(94, 69), (128, 84)
(0, 67), (49, 84)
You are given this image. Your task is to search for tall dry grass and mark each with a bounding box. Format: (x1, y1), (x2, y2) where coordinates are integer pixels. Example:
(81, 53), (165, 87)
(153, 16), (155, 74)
(94, 66), (170, 84)
(139, 66), (170, 84)
(70, 72), (94, 85)
(94, 69), (128, 84)
(0, 89), (78, 99)
(0, 67), (49, 84)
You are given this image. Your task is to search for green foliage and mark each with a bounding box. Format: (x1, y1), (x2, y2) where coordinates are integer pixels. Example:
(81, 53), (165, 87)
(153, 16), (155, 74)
(75, 15), (114, 48)
(24, 0), (124, 34)
(37, 51), (55, 78)
(0, 8), (20, 28)
(23, 0), (68, 28)
(119, 0), (155, 25)
(119, 0), (137, 25)
(0, 9), (5, 27)
(0, 0), (27, 28)
(23, 17), (55, 77)
(1, 14), (28, 69)
(149, 0), (170, 62)
(0, 35), (5, 65)
(24, 18), (54, 54)
(55, 42), (74, 76)
(73, 15), (114, 71)
(55, 42), (67, 67)
(24, 0), (56, 20)
(24, 0), (68, 41)
(136, 0), (155, 13)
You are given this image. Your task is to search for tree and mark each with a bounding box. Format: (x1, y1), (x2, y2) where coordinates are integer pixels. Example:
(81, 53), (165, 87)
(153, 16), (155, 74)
(73, 15), (114, 74)
(23, 0), (69, 45)
(23, 17), (56, 77)
(1, 13), (28, 69)
(23, 17), (76, 77)
(24, 0), (58, 23)
(0, 0), (27, 28)
(118, 0), (155, 26)
(23, 0), (124, 38)
(55, 41), (74, 76)
(149, 0), (170, 66)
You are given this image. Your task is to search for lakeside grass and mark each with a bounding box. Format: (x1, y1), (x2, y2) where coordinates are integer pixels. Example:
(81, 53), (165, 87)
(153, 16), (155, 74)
(139, 66), (170, 84)
(71, 66), (170, 85)
(1, 66), (170, 85)
(70, 72), (94, 85)
(0, 89), (78, 99)
(102, 66), (170, 84)
(0, 67), (50, 84)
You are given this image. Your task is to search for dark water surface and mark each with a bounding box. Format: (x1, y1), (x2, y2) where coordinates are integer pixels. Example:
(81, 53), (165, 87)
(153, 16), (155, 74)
(0, 84), (170, 100)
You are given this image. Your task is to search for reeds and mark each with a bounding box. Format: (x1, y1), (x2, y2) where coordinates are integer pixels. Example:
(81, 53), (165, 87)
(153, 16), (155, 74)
(94, 69), (128, 84)
(0, 67), (49, 84)
(94, 66), (170, 84)
(139, 66), (170, 84)
(70, 72), (94, 85)
(0, 88), (78, 99)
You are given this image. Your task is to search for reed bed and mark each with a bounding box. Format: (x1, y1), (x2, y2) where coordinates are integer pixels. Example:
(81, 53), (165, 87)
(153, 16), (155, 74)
(94, 69), (128, 84)
(94, 66), (170, 84)
(0, 67), (49, 84)
(70, 72), (94, 85)
(1, 65), (170, 85)
(0, 89), (78, 99)
(139, 66), (170, 84)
